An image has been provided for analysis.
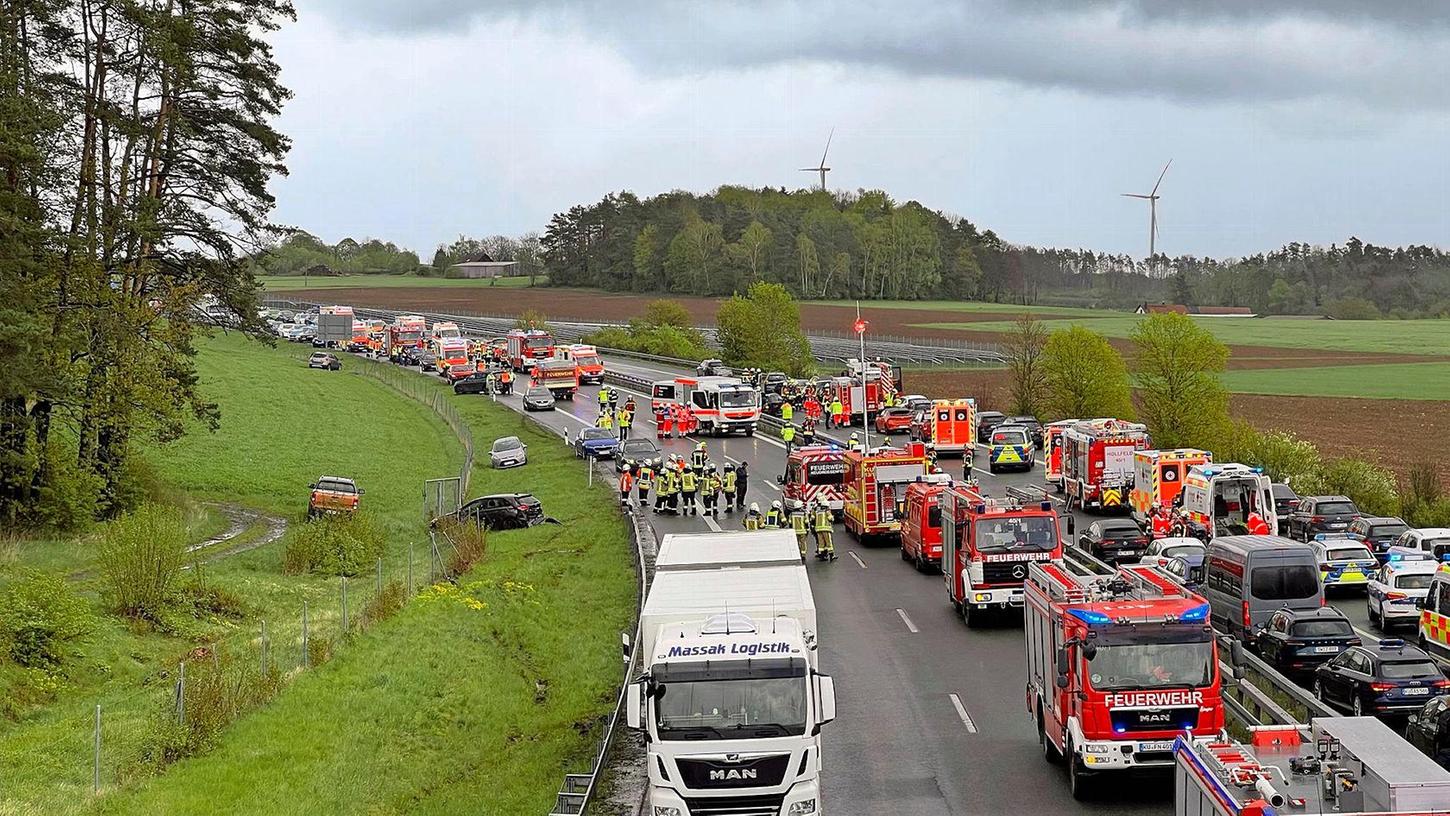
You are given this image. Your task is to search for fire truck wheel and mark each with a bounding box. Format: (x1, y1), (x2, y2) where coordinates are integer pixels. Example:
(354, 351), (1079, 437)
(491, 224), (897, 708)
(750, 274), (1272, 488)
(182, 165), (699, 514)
(1068, 751), (1094, 800)
(1038, 706), (1062, 764)
(900, 545), (911, 562)
(961, 601), (977, 628)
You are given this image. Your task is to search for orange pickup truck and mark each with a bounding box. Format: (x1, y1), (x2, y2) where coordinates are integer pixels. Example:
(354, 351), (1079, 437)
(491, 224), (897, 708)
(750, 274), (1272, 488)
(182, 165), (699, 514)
(308, 476), (364, 518)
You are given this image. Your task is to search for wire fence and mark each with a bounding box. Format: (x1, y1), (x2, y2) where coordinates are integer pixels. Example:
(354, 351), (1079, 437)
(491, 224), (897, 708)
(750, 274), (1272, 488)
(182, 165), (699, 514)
(353, 355), (475, 494)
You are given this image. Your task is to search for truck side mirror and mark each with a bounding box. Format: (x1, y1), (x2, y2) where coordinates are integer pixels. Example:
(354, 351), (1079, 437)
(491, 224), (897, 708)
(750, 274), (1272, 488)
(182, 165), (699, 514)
(777, 475), (785, 485)
(1055, 647), (1071, 680)
(308, 483), (317, 490)
(357, 488), (366, 495)
(1230, 640), (1246, 681)
(625, 682), (643, 730)
(816, 674), (837, 732)
(1082, 641), (1098, 661)
(1064, 516), (1075, 536)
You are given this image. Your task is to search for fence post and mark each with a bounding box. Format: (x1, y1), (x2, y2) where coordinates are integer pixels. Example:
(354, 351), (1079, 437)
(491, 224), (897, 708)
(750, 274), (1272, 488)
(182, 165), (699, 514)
(302, 601), (310, 668)
(176, 662), (186, 725)
(261, 619), (269, 673)
(341, 576), (349, 634)
(93, 703), (101, 794)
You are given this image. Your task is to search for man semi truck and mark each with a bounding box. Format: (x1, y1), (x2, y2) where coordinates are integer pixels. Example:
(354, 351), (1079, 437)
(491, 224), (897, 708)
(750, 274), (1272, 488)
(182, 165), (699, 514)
(627, 531), (836, 815)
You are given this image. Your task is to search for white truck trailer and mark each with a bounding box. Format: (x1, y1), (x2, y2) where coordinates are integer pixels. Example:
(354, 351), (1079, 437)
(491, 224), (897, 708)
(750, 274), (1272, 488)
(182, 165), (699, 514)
(627, 537), (834, 816)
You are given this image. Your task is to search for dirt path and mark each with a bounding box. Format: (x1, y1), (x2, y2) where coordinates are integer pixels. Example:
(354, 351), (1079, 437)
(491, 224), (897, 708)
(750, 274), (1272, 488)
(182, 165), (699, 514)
(69, 503), (289, 581)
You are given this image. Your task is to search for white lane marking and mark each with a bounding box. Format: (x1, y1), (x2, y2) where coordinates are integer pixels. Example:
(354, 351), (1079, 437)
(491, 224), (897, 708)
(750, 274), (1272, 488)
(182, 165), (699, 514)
(895, 607), (919, 633)
(949, 693), (979, 733)
(762, 481), (781, 492)
(848, 551), (867, 569)
(703, 514), (722, 533)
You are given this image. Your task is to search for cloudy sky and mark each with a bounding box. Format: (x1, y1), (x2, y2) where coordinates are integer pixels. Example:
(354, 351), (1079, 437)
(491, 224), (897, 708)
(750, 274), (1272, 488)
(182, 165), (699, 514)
(268, 1), (1450, 258)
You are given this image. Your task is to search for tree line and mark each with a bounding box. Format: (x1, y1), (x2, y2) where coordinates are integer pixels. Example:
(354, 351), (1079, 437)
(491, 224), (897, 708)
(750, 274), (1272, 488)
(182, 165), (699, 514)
(0, 1), (295, 528)
(541, 187), (1450, 317)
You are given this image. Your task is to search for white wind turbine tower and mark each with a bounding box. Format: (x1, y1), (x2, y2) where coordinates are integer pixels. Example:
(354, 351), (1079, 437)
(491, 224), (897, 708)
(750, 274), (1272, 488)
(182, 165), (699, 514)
(799, 128), (834, 191)
(1121, 159), (1172, 259)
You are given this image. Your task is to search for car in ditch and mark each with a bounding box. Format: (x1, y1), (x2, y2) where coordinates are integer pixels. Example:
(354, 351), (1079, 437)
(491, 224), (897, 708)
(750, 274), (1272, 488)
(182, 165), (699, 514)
(453, 371), (492, 395)
(307, 351), (342, 371)
(489, 436), (528, 469)
(444, 493), (545, 531)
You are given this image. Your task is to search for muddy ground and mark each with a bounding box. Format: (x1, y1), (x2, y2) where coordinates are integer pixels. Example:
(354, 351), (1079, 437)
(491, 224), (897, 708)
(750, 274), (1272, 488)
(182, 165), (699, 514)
(290, 285), (1438, 371)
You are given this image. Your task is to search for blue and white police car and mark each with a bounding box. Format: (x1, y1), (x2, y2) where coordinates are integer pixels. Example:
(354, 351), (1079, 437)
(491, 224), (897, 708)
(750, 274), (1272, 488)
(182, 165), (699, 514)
(1367, 546), (1439, 630)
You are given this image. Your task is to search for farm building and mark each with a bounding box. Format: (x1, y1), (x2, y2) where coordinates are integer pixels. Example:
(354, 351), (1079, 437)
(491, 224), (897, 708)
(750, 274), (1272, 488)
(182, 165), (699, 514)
(446, 260), (521, 279)
(1136, 302), (1255, 317)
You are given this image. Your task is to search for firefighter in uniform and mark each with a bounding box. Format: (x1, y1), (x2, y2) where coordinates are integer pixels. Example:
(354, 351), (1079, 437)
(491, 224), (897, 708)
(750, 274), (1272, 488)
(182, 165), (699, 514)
(703, 468), (721, 517)
(849, 432), (862, 452)
(790, 502), (809, 558)
(655, 463), (674, 514)
(744, 502), (763, 531)
(781, 423), (796, 456)
(623, 397), (636, 424)
(814, 502), (837, 560)
(680, 465), (698, 516)
(616, 406), (631, 441)
(722, 464), (738, 513)
(800, 419), (816, 447)
(691, 441), (708, 471)
(660, 405), (674, 438)
(598, 388), (610, 413)
(829, 397), (844, 429)
(618, 465), (634, 510)
(607, 388), (619, 412)
(597, 408), (613, 431)
(636, 461), (653, 508)
(764, 500), (783, 529)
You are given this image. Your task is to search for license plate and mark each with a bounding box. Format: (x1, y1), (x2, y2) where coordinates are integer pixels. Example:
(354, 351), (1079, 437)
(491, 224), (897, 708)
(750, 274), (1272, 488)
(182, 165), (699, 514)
(1138, 741), (1175, 752)
(1329, 523), (1346, 529)
(1312, 646), (1342, 654)
(1404, 687), (1430, 696)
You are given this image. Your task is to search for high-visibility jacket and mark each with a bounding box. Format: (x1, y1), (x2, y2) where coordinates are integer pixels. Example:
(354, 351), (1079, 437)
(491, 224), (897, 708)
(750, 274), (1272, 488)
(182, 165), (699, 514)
(619, 471), (634, 492)
(691, 449), (707, 469)
(764, 509), (782, 528)
(814, 508), (832, 532)
(638, 467), (654, 490)
(723, 470), (738, 493)
(782, 425), (795, 443)
(658, 471), (674, 496)
(830, 400), (844, 416)
(745, 513), (762, 531)
(599, 390), (609, 406)
(681, 470), (697, 492)
(791, 512), (808, 534)
(781, 403), (794, 422)
(618, 410), (631, 429)
(599, 413), (613, 429)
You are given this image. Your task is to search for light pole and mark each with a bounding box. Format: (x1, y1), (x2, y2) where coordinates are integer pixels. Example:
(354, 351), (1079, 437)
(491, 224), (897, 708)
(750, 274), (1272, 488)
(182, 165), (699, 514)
(854, 303), (869, 453)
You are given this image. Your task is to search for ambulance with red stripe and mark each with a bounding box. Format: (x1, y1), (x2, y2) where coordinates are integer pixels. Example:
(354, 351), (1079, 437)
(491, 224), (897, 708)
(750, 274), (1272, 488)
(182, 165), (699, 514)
(1025, 560), (1223, 799)
(1043, 419), (1079, 492)
(940, 484), (1065, 625)
(1063, 418), (1151, 512)
(1129, 449), (1212, 525)
(1418, 563), (1450, 655)
(842, 444), (930, 543)
(435, 336), (470, 376)
(780, 445), (849, 517)
(651, 376), (760, 436)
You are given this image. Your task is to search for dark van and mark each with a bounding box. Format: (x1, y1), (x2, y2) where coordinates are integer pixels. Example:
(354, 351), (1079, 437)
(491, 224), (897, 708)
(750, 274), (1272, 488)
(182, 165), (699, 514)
(1205, 535), (1323, 639)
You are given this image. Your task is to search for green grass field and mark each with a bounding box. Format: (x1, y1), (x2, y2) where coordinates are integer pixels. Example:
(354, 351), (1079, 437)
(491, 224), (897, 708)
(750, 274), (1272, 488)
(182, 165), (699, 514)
(1219, 362), (1450, 401)
(258, 274), (545, 291)
(913, 314), (1450, 356)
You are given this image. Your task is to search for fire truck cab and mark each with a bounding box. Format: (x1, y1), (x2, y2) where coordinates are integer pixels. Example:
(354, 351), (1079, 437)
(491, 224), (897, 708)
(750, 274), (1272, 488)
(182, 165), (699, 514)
(901, 480), (949, 572)
(385, 315), (427, 360)
(1130, 449), (1213, 525)
(780, 445), (850, 516)
(1181, 463), (1277, 540)
(1025, 561), (1223, 800)
(940, 484), (1065, 625)
(927, 398), (976, 456)
(1044, 420), (1079, 492)
(1063, 418), (1151, 513)
(842, 444), (930, 543)
(505, 329), (555, 372)
(555, 344), (605, 384)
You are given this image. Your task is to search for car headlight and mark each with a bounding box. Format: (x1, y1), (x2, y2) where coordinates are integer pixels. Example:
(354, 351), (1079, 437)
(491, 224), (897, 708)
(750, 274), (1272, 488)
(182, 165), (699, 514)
(788, 800), (818, 815)
(1083, 744), (1113, 754)
(653, 808), (682, 816)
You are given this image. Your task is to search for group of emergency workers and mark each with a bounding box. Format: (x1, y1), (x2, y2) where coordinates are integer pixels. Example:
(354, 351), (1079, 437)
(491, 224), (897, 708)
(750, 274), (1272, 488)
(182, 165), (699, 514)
(743, 497), (837, 561)
(619, 442), (749, 519)
(595, 388), (638, 441)
(653, 402), (699, 438)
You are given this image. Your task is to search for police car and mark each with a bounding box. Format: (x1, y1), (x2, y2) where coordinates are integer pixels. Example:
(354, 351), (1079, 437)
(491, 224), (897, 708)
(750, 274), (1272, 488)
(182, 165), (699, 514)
(1311, 534), (1378, 593)
(986, 424), (1035, 474)
(1367, 547), (1439, 630)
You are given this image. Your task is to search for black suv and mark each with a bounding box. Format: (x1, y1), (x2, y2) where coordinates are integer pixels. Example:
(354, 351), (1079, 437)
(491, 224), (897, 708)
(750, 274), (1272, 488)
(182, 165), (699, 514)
(1255, 607), (1359, 675)
(1077, 519), (1149, 564)
(1003, 416), (1044, 448)
(1348, 516), (1411, 561)
(445, 493), (544, 531)
(976, 411), (1007, 441)
(1271, 483), (1299, 535)
(1287, 495), (1362, 541)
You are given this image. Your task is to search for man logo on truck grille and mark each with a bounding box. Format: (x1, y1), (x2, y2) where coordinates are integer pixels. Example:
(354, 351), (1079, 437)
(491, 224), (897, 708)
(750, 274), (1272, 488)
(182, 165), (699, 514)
(710, 769), (758, 781)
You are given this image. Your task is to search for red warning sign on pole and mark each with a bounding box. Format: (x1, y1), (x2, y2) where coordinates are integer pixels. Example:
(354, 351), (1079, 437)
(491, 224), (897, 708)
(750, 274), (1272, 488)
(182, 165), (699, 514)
(853, 317), (868, 335)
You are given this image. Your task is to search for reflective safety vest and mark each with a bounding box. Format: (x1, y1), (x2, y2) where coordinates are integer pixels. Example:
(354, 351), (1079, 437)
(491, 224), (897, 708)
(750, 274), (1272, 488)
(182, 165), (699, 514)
(781, 403), (794, 421)
(681, 470), (697, 492)
(782, 425), (795, 442)
(638, 468), (654, 490)
(691, 449), (707, 469)
(791, 513), (808, 534)
(814, 509), (832, 532)
(599, 414), (613, 429)
(831, 400), (843, 415)
(723, 471), (738, 493)
(705, 474), (721, 494)
(745, 513), (762, 531)
(599, 390), (609, 405)
(618, 410), (631, 428)
(658, 472), (674, 495)
(764, 509), (782, 528)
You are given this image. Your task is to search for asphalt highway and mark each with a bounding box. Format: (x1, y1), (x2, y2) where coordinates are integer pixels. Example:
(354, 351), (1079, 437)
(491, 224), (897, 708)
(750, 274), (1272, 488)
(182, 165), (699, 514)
(415, 354), (1172, 816)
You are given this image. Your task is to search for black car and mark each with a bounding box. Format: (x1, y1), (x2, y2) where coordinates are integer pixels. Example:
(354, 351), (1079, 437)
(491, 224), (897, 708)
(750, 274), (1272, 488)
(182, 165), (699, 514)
(447, 493), (545, 531)
(1349, 516), (1412, 561)
(453, 371), (492, 395)
(419, 351), (439, 372)
(1287, 495), (1362, 541)
(1406, 695), (1450, 770)
(761, 372), (788, 395)
(522, 386), (556, 411)
(1003, 416), (1044, 448)
(1271, 483), (1299, 535)
(976, 411), (1007, 441)
(614, 438), (660, 471)
(1315, 640), (1449, 719)
(1077, 519), (1149, 564)
(1255, 607), (1359, 675)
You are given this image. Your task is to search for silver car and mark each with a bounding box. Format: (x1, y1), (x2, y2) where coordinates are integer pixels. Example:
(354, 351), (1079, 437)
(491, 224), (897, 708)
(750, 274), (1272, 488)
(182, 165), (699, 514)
(490, 436), (528, 469)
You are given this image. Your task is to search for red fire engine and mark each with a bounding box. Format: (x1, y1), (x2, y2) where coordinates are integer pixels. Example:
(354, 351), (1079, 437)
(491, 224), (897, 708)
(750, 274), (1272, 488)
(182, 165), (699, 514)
(939, 484), (1064, 625)
(780, 445), (850, 516)
(384, 314), (427, 360)
(1043, 419), (1078, 491)
(1024, 560), (1223, 800)
(842, 444), (929, 542)
(505, 329), (555, 372)
(900, 480), (949, 572)
(1062, 418), (1151, 512)
(818, 359), (900, 426)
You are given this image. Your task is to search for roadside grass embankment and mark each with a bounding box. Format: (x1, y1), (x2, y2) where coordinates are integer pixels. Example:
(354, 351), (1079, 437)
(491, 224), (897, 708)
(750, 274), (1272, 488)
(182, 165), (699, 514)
(85, 351), (636, 815)
(0, 333), (461, 814)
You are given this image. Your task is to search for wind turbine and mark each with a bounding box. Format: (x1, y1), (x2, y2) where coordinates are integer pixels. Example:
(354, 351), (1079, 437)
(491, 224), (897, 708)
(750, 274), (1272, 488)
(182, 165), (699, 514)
(799, 128), (834, 191)
(1121, 159), (1172, 258)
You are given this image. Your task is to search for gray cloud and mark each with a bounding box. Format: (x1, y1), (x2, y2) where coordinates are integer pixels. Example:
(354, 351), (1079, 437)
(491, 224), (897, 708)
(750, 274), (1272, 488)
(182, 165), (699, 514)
(302, 1), (1450, 111)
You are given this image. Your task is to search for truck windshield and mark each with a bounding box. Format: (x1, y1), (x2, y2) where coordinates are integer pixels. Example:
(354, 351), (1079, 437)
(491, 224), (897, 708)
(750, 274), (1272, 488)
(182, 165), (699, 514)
(973, 516), (1058, 553)
(525, 337), (551, 350)
(654, 663), (807, 740)
(719, 390), (756, 408)
(1087, 636), (1214, 691)
(806, 462), (847, 486)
